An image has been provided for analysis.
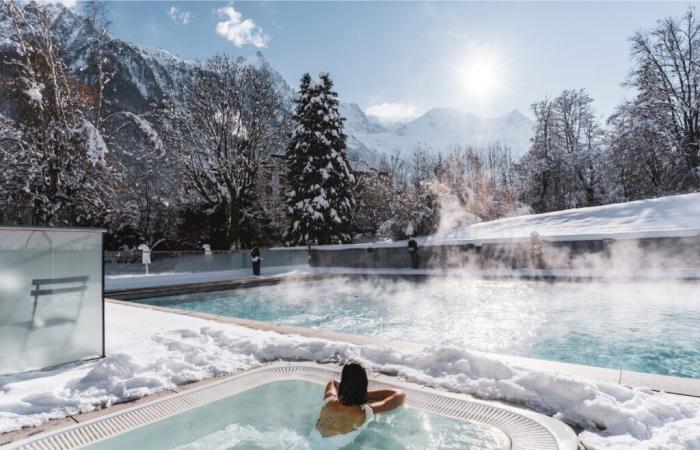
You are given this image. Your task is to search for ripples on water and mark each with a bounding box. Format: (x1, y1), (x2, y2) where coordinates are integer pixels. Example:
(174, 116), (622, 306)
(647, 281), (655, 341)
(138, 277), (700, 378)
(89, 380), (507, 450)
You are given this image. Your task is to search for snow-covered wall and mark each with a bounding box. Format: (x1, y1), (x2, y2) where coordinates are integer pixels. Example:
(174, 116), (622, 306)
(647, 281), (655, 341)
(431, 192), (700, 243)
(310, 193), (700, 271)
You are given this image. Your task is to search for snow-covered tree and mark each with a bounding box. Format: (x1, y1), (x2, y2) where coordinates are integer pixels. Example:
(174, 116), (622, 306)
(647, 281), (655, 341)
(179, 54), (288, 249)
(436, 144), (520, 221)
(622, 7), (700, 189)
(354, 170), (394, 236)
(607, 105), (682, 200)
(356, 147), (440, 241)
(0, 0), (114, 226)
(100, 109), (176, 248)
(285, 73), (355, 245)
(516, 90), (608, 212)
(79, 0), (114, 128)
(377, 180), (440, 241)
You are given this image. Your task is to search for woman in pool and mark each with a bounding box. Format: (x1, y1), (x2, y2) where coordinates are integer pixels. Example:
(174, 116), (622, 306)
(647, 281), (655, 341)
(314, 363), (406, 444)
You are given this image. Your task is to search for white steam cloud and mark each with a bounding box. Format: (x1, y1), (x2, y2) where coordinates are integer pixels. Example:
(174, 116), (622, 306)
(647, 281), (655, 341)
(365, 102), (418, 123)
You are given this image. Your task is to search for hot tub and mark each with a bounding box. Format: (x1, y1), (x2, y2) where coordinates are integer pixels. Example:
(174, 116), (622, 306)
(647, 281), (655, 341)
(7, 363), (577, 450)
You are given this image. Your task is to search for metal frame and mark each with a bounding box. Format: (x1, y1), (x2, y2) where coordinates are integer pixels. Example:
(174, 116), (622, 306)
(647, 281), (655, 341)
(0, 226), (107, 373)
(5, 362), (578, 450)
(101, 232), (105, 358)
(0, 225), (107, 233)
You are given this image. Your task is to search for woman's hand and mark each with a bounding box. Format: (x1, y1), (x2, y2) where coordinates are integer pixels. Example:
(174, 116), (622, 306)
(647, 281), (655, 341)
(323, 379), (340, 400)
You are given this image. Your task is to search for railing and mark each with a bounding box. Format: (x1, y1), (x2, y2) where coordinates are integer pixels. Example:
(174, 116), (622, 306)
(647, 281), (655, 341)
(104, 248), (310, 276)
(0, 226), (105, 374)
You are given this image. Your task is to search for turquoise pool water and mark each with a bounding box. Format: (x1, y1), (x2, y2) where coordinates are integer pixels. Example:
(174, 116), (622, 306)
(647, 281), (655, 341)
(83, 380), (508, 450)
(135, 277), (700, 378)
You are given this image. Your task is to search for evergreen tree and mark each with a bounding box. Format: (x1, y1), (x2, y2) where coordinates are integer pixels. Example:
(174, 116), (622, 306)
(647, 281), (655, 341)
(286, 73), (355, 245)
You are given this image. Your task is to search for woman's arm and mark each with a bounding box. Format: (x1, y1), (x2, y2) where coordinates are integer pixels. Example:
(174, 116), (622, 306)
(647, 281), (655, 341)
(367, 389), (399, 402)
(368, 389), (406, 414)
(323, 379), (339, 400)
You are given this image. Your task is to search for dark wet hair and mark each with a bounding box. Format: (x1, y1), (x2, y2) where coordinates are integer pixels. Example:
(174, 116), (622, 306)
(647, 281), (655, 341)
(338, 363), (368, 405)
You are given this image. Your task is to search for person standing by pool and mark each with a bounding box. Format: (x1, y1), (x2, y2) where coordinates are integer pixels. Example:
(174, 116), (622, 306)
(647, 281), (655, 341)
(313, 363), (406, 446)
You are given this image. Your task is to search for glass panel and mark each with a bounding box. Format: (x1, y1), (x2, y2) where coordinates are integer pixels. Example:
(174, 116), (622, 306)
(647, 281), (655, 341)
(105, 248), (309, 276)
(0, 228), (103, 374)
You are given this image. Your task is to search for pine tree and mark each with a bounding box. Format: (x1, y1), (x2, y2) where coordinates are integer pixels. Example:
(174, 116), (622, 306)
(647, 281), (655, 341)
(286, 73), (355, 245)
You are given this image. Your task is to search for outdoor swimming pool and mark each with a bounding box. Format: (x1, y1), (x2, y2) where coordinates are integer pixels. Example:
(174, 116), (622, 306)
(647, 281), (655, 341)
(133, 277), (700, 378)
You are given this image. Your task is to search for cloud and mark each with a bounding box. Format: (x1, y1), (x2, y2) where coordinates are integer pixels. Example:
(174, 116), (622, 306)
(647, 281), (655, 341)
(167, 6), (193, 25)
(365, 102), (418, 123)
(215, 3), (269, 48)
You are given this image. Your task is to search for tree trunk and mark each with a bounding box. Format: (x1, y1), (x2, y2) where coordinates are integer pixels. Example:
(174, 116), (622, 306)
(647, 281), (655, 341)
(228, 198), (242, 250)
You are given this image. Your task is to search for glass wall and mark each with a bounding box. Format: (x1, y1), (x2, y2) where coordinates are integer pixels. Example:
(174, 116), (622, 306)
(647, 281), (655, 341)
(0, 227), (104, 374)
(105, 248), (309, 276)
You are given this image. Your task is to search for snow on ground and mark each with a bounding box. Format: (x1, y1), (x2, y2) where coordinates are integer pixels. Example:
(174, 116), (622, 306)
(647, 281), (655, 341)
(1, 303), (700, 449)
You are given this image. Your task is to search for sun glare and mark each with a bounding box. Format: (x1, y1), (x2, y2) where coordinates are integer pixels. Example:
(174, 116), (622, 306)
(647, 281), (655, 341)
(453, 44), (507, 100)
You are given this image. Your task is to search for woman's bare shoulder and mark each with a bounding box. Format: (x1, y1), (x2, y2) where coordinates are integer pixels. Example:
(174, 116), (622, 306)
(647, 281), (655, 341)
(323, 400), (365, 415)
(322, 398), (345, 410)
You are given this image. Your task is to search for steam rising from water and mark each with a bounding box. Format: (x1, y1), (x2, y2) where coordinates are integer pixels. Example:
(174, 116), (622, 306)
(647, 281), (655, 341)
(142, 276), (700, 378)
(422, 188), (700, 274)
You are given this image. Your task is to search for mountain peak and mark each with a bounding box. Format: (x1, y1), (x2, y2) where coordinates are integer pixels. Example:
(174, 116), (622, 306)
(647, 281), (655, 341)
(339, 103), (386, 134)
(503, 109), (532, 126)
(506, 109), (528, 119)
(342, 103), (534, 163)
(421, 106), (463, 118)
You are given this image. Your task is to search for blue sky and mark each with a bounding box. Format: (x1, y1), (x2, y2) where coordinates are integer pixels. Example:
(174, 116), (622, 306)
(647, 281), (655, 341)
(105, 1), (698, 121)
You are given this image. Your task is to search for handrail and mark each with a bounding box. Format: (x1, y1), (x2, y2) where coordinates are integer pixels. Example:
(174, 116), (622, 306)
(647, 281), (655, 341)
(0, 225), (106, 233)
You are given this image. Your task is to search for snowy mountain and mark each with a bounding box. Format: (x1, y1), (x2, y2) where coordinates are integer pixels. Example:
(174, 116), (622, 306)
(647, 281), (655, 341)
(0, 3), (292, 158)
(340, 103), (534, 163)
(1, 4), (531, 167)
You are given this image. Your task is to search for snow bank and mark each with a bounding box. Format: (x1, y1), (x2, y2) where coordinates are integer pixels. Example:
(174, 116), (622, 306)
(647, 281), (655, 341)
(2, 303), (700, 450)
(311, 193), (700, 251)
(432, 192), (700, 243)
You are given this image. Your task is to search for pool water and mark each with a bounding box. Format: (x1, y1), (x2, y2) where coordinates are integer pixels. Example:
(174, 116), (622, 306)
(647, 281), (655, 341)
(83, 380), (508, 450)
(135, 277), (700, 378)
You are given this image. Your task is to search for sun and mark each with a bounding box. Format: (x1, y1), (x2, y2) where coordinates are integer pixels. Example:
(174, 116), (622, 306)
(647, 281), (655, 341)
(453, 44), (506, 100)
(462, 58), (501, 96)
